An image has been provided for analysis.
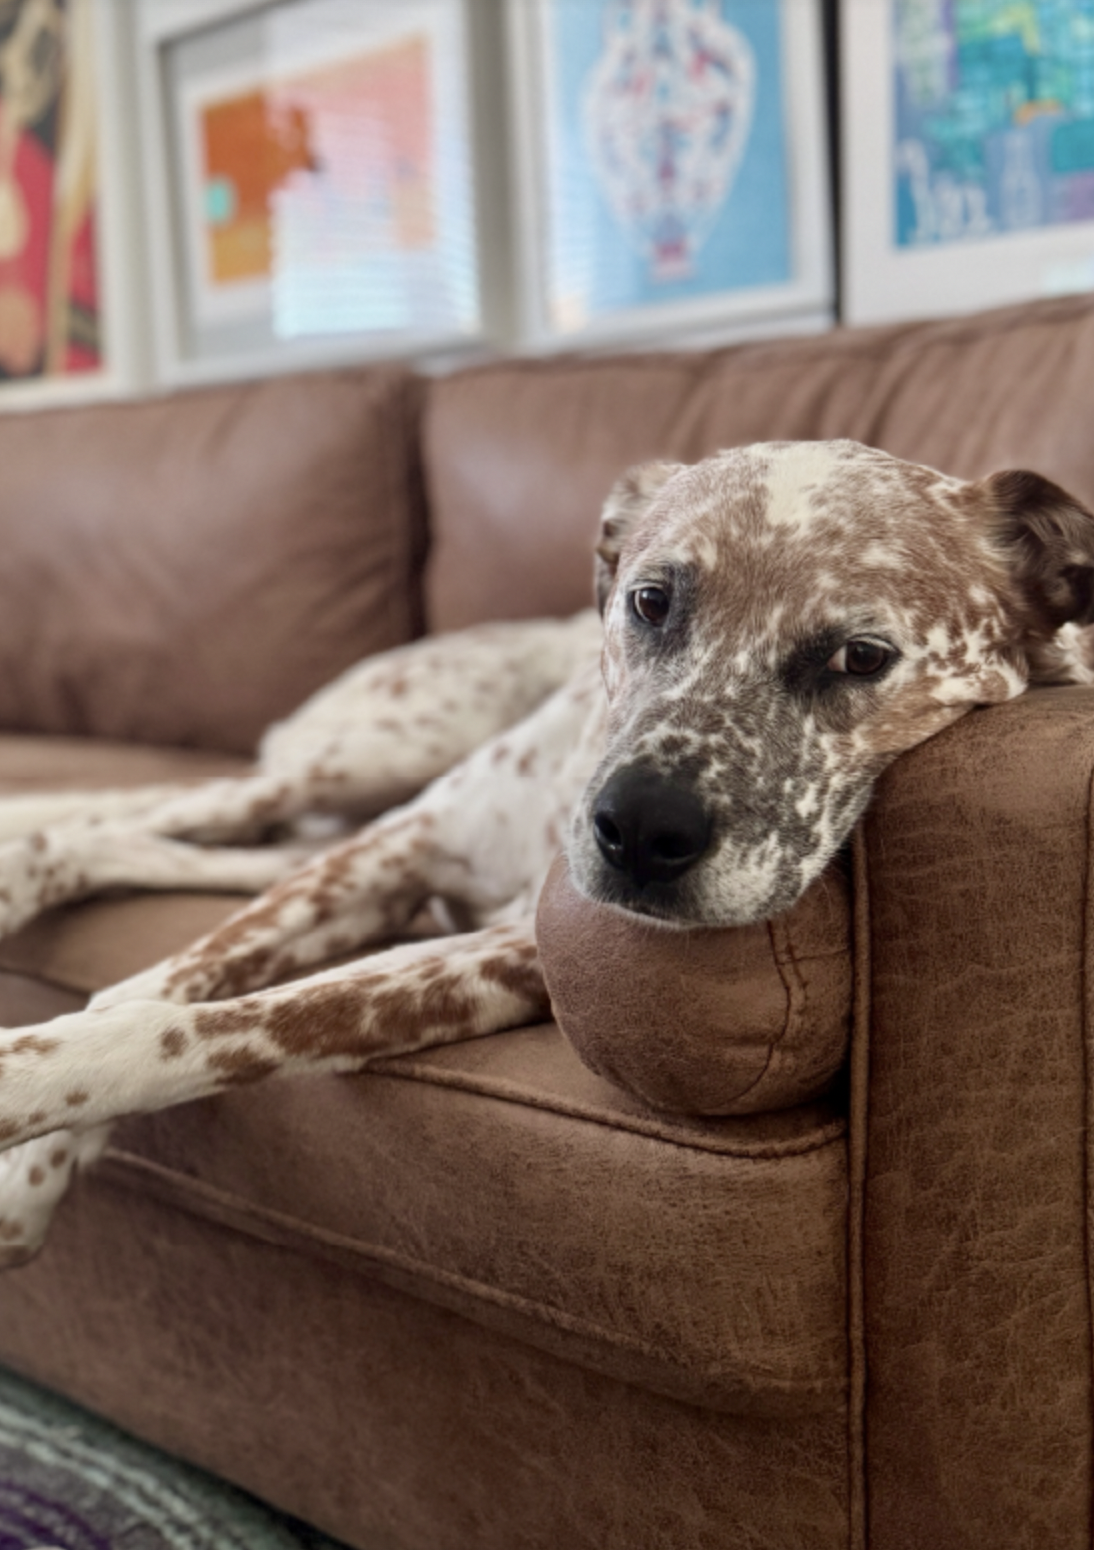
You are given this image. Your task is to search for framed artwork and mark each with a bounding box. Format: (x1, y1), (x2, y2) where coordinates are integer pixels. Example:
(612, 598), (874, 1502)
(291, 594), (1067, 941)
(0, 0), (143, 407)
(507, 0), (833, 349)
(843, 0), (1094, 326)
(137, 0), (483, 386)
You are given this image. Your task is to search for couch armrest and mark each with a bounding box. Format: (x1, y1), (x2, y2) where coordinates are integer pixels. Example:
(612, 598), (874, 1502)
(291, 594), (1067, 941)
(858, 686), (1094, 1549)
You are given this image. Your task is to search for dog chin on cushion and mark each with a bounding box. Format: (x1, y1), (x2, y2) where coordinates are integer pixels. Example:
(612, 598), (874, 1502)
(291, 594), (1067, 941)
(535, 852), (852, 1117)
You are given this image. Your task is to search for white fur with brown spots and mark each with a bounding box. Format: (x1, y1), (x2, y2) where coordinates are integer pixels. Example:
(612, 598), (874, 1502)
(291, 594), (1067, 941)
(0, 440), (1092, 1266)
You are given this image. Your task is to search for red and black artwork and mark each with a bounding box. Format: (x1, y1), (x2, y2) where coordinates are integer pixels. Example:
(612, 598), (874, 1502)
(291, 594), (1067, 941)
(0, 0), (99, 382)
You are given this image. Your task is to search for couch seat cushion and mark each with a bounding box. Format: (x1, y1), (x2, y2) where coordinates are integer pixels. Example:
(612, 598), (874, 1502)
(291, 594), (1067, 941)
(0, 731), (251, 794)
(104, 1028), (847, 1420)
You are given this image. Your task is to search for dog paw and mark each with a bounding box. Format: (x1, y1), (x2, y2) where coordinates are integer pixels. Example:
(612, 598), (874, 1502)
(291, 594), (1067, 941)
(0, 1238), (42, 1270)
(0, 1130), (84, 1269)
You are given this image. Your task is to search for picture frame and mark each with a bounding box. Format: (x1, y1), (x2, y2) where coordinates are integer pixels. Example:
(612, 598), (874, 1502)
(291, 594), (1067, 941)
(135, 0), (485, 388)
(842, 0), (1094, 327)
(506, 0), (834, 351)
(0, 0), (145, 410)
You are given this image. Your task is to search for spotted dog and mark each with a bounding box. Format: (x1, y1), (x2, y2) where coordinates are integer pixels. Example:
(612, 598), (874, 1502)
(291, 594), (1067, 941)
(0, 440), (1092, 1266)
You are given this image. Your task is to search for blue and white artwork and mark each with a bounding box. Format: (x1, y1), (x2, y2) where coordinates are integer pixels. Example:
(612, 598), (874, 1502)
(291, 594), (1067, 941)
(540, 0), (791, 332)
(894, 0), (1094, 247)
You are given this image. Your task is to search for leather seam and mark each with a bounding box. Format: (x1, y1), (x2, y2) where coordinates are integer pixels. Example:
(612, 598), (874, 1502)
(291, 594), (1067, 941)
(361, 1060), (847, 1159)
(714, 916), (802, 1110)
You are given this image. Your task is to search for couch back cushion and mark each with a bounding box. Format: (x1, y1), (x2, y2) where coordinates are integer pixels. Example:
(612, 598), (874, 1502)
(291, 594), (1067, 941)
(0, 367), (426, 754)
(424, 293), (1094, 629)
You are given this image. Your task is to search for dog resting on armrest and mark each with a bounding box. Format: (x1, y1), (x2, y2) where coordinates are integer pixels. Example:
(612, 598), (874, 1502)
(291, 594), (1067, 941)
(0, 439), (1090, 1266)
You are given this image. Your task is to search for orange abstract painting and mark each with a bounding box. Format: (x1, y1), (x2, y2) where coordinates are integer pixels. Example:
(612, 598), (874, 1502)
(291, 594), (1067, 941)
(198, 33), (435, 297)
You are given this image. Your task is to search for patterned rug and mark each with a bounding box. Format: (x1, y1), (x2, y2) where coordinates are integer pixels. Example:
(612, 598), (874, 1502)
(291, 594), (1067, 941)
(0, 1368), (344, 1550)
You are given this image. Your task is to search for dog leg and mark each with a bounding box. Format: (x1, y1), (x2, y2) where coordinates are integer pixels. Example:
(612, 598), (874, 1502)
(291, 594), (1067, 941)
(0, 920), (546, 1265)
(86, 667), (604, 1012)
(74, 807), (443, 1010)
(0, 803), (448, 1266)
(0, 1124), (109, 1267)
(0, 824), (318, 938)
(0, 786), (196, 843)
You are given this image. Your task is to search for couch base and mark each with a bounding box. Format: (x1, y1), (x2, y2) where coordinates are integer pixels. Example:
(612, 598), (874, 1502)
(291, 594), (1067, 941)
(0, 1169), (849, 1550)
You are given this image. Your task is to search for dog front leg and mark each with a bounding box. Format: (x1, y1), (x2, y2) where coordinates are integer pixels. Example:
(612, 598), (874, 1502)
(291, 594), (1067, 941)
(0, 920), (547, 1265)
(86, 795), (462, 1012)
(0, 795), (458, 1250)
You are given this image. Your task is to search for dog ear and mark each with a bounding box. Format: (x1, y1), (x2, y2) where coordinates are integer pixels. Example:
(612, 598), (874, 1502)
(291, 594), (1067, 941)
(595, 461), (683, 613)
(984, 469), (1094, 631)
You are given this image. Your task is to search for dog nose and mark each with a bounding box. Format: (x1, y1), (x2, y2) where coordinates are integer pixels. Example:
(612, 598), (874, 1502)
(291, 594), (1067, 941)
(592, 766), (712, 887)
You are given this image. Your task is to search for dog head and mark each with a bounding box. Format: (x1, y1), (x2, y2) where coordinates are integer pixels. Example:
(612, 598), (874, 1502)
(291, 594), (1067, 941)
(568, 439), (1094, 926)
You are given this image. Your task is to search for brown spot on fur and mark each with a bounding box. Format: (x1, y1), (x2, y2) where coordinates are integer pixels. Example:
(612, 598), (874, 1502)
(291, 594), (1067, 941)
(29, 832), (45, 852)
(254, 969), (473, 1061)
(194, 1003), (259, 1039)
(207, 1046), (279, 1085)
(0, 1122), (19, 1143)
(65, 1090), (89, 1108)
(12, 1035), (59, 1057)
(28, 1167), (44, 1186)
(26, 1111), (46, 1128)
(262, 982), (372, 1058)
(49, 1148), (69, 1169)
(517, 749), (537, 776)
(478, 955), (549, 1010)
(160, 1027), (187, 1058)
(0, 1219), (25, 1241)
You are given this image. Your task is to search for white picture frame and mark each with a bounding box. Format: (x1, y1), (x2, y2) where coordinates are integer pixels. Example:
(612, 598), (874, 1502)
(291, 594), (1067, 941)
(0, 0), (146, 411)
(135, 0), (485, 388)
(506, 0), (834, 352)
(842, 0), (1094, 327)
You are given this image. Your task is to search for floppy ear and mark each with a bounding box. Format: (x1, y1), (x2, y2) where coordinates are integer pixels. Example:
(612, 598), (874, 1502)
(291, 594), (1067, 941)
(595, 461), (683, 614)
(984, 469), (1094, 631)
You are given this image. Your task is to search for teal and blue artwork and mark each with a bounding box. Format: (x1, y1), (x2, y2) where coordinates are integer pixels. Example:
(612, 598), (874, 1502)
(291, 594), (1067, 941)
(541, 0), (791, 331)
(895, 0), (1094, 246)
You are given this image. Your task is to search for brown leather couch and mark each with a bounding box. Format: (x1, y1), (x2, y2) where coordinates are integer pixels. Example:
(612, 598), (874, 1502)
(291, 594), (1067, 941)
(0, 293), (1092, 1549)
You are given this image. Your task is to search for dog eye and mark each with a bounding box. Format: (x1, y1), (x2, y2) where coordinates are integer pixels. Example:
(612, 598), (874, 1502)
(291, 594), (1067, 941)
(632, 586), (671, 626)
(827, 639), (894, 677)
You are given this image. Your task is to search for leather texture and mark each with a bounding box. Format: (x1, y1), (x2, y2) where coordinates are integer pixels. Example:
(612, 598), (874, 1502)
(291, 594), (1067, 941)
(0, 368), (428, 753)
(537, 852), (851, 1113)
(860, 685), (1094, 1549)
(0, 733), (252, 791)
(99, 1029), (847, 1418)
(424, 292), (1094, 629)
(0, 1177), (849, 1550)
